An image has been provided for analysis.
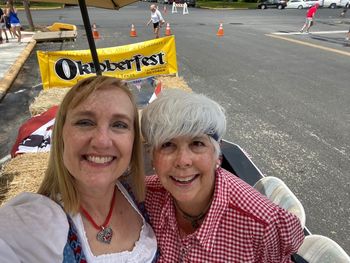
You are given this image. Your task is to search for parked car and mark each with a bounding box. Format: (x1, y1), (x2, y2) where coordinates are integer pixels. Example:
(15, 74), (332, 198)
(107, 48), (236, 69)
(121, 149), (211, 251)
(339, 0), (349, 7)
(286, 0), (309, 8)
(304, 0), (320, 6)
(258, 0), (287, 9)
(168, 0), (195, 7)
(304, 0), (342, 7)
(320, 0), (342, 7)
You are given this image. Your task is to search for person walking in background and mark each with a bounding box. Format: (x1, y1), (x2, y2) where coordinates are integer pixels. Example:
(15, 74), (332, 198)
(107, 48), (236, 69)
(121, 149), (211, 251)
(340, 0), (350, 39)
(300, 3), (319, 33)
(0, 7), (9, 43)
(340, 0), (349, 17)
(5, 1), (21, 42)
(147, 4), (165, 39)
(5, 12), (14, 39)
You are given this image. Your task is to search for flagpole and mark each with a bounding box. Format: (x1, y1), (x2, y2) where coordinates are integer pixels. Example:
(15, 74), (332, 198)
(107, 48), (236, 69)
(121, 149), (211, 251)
(78, 0), (102, 75)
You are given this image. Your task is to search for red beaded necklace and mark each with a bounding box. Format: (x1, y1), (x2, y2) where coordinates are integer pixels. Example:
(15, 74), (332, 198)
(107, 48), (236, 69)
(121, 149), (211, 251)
(81, 187), (116, 244)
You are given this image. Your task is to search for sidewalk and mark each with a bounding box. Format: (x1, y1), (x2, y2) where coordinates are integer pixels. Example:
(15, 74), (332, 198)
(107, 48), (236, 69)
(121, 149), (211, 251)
(0, 31), (36, 101)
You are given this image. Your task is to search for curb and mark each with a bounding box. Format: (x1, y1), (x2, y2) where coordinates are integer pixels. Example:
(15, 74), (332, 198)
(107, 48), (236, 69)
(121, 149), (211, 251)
(0, 40), (37, 101)
(0, 154), (11, 170)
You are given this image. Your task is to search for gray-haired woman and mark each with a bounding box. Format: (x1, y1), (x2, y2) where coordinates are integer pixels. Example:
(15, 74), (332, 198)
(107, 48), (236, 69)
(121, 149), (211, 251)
(146, 4), (165, 39)
(141, 89), (304, 262)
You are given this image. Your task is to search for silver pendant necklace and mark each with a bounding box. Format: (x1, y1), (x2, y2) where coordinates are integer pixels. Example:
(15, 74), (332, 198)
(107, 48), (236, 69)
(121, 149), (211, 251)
(96, 226), (113, 244)
(81, 187), (116, 244)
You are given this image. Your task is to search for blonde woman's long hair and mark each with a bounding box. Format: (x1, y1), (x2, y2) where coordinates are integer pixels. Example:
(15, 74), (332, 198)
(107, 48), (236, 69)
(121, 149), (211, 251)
(38, 76), (145, 214)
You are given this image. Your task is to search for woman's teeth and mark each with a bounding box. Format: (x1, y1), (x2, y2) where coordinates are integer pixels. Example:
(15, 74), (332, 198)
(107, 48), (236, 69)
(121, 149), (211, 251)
(86, 156), (113, 164)
(172, 175), (198, 183)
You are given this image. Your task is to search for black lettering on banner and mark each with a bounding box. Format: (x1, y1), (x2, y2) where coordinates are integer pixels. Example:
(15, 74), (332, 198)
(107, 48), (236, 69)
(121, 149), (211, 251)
(106, 61), (118, 71)
(77, 61), (92, 75)
(55, 58), (78, 80)
(116, 61), (128, 70)
(99, 63), (107, 72)
(54, 52), (167, 79)
(123, 60), (133, 70)
(157, 53), (165, 64)
(88, 62), (97, 74)
(133, 55), (142, 72)
(88, 62), (107, 74)
(148, 55), (159, 66)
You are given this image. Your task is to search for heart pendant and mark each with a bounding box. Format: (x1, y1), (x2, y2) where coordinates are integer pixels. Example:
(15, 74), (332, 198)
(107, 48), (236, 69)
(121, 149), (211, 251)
(96, 226), (113, 244)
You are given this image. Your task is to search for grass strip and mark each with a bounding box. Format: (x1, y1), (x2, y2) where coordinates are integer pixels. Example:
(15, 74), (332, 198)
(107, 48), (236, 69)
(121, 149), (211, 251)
(196, 1), (258, 8)
(0, 3), (64, 9)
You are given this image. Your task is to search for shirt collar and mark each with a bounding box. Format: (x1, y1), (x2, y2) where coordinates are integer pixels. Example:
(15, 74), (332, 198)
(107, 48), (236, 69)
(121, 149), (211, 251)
(157, 168), (229, 253)
(159, 191), (179, 233)
(195, 167), (229, 253)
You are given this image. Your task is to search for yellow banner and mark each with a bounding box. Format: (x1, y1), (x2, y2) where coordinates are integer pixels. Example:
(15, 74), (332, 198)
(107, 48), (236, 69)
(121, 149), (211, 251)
(37, 36), (178, 89)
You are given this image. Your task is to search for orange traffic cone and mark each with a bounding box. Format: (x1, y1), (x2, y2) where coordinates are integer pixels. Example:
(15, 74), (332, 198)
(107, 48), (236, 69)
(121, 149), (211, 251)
(149, 81), (162, 104)
(216, 23), (224, 37)
(92, 23), (100, 39)
(165, 23), (172, 36)
(130, 24), (137, 37)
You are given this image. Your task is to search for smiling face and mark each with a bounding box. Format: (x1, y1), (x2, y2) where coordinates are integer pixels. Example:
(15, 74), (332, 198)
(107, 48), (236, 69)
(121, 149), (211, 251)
(62, 86), (135, 191)
(153, 135), (219, 208)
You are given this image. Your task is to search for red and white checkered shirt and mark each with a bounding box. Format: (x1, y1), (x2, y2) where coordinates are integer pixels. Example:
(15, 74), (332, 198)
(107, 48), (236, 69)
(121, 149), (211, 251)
(145, 168), (304, 263)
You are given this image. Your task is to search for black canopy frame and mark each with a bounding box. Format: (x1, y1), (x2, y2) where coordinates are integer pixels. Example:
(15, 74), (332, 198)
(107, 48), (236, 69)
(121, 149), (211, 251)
(77, 0), (101, 75)
(31, 0), (138, 75)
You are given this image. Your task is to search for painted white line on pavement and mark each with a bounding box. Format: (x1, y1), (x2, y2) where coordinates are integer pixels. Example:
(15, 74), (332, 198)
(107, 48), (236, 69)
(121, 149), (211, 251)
(14, 89), (26, 94)
(272, 30), (348, 35)
(32, 83), (42, 88)
(266, 34), (350, 57)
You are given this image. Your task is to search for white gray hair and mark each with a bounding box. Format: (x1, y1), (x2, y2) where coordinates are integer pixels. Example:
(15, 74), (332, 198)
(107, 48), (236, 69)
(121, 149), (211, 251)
(141, 89), (226, 157)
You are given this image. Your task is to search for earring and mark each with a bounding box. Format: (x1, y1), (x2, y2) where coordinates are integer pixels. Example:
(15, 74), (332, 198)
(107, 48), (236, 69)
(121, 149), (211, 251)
(216, 156), (222, 170)
(216, 159), (221, 170)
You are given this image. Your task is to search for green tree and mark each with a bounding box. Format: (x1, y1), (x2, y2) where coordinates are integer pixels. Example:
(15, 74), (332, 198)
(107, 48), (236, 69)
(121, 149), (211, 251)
(23, 0), (35, 31)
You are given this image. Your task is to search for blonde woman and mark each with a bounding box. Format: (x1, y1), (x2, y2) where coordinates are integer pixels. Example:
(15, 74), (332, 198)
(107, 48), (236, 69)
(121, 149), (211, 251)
(0, 76), (158, 262)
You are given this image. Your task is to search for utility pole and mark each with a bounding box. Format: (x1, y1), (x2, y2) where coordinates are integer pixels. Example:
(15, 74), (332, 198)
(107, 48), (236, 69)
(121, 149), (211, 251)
(23, 0), (35, 31)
